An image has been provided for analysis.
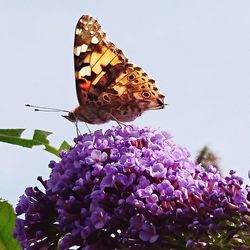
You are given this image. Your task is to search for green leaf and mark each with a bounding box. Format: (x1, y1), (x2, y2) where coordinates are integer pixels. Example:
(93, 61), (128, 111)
(0, 200), (21, 250)
(32, 129), (52, 145)
(0, 129), (24, 137)
(0, 129), (70, 156)
(59, 140), (71, 152)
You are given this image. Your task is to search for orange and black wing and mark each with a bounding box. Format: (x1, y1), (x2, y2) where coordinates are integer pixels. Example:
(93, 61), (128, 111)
(74, 15), (128, 106)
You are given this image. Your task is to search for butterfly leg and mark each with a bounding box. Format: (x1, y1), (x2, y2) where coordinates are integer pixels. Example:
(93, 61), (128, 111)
(84, 122), (91, 133)
(74, 120), (91, 135)
(75, 120), (81, 136)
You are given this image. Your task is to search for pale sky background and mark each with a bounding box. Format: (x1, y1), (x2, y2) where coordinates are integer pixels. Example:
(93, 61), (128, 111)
(0, 1), (250, 206)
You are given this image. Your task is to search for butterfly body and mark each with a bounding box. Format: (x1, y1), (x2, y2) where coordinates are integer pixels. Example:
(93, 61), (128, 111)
(65, 15), (165, 124)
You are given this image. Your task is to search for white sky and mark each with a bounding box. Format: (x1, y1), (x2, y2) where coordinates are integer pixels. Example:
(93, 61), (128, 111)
(0, 1), (250, 206)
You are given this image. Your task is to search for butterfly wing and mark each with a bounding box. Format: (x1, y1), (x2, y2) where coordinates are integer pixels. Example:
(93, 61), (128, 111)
(74, 15), (128, 106)
(73, 15), (165, 124)
(97, 64), (165, 122)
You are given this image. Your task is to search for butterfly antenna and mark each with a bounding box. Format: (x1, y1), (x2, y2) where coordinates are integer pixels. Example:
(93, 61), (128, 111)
(25, 104), (69, 113)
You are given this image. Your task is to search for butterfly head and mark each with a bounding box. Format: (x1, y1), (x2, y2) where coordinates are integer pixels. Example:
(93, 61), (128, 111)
(63, 110), (78, 122)
(62, 106), (92, 123)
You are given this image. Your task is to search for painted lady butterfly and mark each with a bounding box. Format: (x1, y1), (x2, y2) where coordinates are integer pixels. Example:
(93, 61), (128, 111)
(64, 15), (165, 124)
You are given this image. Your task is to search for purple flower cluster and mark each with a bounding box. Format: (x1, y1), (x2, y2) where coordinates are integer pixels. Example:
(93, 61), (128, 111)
(14, 126), (250, 249)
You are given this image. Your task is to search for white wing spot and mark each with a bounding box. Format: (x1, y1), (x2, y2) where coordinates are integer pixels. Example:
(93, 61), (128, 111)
(79, 66), (91, 78)
(80, 44), (88, 53)
(75, 28), (82, 35)
(74, 44), (88, 56)
(74, 46), (81, 56)
(91, 36), (99, 44)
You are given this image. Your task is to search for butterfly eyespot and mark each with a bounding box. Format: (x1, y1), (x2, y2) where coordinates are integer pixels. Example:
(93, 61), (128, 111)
(134, 79), (139, 83)
(128, 75), (135, 80)
(142, 91), (150, 98)
(103, 95), (110, 102)
(141, 85), (145, 89)
(153, 87), (158, 91)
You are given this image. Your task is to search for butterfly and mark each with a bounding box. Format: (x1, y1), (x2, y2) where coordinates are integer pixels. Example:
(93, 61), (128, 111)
(63, 15), (165, 124)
